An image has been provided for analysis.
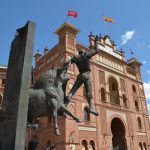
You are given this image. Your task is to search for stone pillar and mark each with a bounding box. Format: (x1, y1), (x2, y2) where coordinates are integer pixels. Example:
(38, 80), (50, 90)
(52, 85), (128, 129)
(0, 21), (36, 150)
(118, 87), (123, 106)
(119, 95), (123, 106)
(107, 135), (113, 150)
(105, 83), (110, 103)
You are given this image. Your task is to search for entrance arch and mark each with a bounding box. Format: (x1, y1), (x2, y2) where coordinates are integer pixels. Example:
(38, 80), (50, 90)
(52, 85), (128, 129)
(111, 118), (127, 150)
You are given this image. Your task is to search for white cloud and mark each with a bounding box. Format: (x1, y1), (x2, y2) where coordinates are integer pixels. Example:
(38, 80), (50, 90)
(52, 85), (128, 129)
(121, 30), (135, 45)
(142, 61), (147, 64)
(144, 80), (150, 100)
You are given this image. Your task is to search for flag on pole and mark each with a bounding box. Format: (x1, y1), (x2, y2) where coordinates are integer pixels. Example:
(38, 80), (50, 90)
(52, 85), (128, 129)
(68, 10), (78, 18)
(103, 16), (115, 23)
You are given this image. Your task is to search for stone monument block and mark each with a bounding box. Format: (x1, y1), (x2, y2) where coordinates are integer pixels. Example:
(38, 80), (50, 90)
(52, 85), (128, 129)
(0, 21), (36, 150)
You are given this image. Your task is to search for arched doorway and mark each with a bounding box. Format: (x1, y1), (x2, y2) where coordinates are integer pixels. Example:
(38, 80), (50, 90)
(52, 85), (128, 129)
(81, 140), (88, 150)
(111, 118), (127, 150)
(139, 142), (143, 150)
(143, 142), (147, 150)
(89, 140), (95, 150)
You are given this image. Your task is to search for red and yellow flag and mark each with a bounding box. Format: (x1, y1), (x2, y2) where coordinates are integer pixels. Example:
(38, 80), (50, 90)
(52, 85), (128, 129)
(103, 16), (115, 23)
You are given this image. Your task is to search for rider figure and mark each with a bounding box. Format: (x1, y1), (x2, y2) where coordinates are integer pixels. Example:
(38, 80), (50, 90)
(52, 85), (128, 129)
(64, 35), (100, 116)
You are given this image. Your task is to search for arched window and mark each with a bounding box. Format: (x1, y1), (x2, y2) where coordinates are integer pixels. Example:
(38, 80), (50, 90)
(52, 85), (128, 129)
(143, 142), (147, 150)
(137, 117), (142, 130)
(109, 77), (120, 104)
(139, 142), (143, 150)
(0, 95), (2, 105)
(89, 140), (95, 150)
(132, 85), (136, 93)
(122, 94), (127, 107)
(101, 87), (106, 101)
(135, 100), (139, 111)
(82, 140), (88, 150)
(112, 83), (116, 91)
(84, 107), (90, 121)
(2, 79), (5, 85)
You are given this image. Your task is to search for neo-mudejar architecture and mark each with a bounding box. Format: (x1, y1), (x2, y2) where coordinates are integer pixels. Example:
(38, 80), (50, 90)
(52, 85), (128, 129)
(1, 22), (150, 150)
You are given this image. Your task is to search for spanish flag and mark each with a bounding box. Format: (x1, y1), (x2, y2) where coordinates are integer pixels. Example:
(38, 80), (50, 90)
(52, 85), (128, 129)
(104, 16), (115, 23)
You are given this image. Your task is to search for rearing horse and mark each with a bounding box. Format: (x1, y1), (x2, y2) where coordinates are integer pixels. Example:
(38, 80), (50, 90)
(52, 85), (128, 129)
(27, 67), (81, 136)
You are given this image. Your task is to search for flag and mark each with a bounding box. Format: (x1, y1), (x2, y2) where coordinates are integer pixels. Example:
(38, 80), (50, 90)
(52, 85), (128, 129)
(68, 10), (78, 18)
(104, 16), (115, 23)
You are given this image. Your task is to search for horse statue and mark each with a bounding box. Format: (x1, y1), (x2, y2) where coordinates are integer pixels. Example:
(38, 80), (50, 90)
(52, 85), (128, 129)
(27, 66), (81, 136)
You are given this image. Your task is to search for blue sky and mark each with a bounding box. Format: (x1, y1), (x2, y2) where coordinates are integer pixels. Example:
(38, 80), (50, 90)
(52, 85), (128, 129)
(0, 0), (150, 112)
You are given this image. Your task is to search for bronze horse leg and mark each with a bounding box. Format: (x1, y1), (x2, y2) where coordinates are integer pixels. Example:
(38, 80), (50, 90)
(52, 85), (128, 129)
(61, 105), (81, 123)
(50, 98), (61, 136)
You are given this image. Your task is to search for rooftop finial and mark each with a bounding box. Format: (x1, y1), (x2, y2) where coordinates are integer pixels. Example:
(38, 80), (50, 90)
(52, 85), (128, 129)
(120, 49), (125, 54)
(37, 49), (40, 53)
(44, 46), (49, 55)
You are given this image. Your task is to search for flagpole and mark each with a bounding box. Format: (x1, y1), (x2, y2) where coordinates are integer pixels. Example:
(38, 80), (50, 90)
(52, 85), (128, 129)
(66, 10), (69, 22)
(103, 19), (106, 36)
(102, 15), (107, 36)
(102, 15), (115, 36)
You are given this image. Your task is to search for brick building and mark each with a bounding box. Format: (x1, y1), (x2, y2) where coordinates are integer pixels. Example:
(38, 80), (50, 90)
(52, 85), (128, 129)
(0, 65), (7, 109)
(1, 22), (150, 150)
(31, 22), (150, 150)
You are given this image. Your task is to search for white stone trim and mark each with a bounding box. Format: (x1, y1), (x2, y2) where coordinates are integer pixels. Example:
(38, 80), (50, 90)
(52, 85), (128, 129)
(106, 109), (127, 123)
(79, 126), (96, 132)
(136, 132), (146, 136)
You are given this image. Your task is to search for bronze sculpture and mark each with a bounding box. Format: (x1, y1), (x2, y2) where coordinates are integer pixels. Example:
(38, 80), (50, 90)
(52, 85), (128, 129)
(28, 67), (81, 136)
(28, 35), (100, 136)
(64, 35), (100, 116)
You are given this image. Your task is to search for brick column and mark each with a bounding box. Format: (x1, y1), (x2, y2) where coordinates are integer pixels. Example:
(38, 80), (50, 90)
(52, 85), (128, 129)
(105, 83), (110, 103)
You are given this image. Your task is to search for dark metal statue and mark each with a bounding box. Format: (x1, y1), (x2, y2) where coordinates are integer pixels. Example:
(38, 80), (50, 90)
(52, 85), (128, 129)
(64, 35), (100, 116)
(27, 66), (81, 136)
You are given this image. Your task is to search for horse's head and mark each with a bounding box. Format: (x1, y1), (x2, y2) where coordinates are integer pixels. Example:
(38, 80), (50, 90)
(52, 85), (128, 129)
(57, 69), (70, 83)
